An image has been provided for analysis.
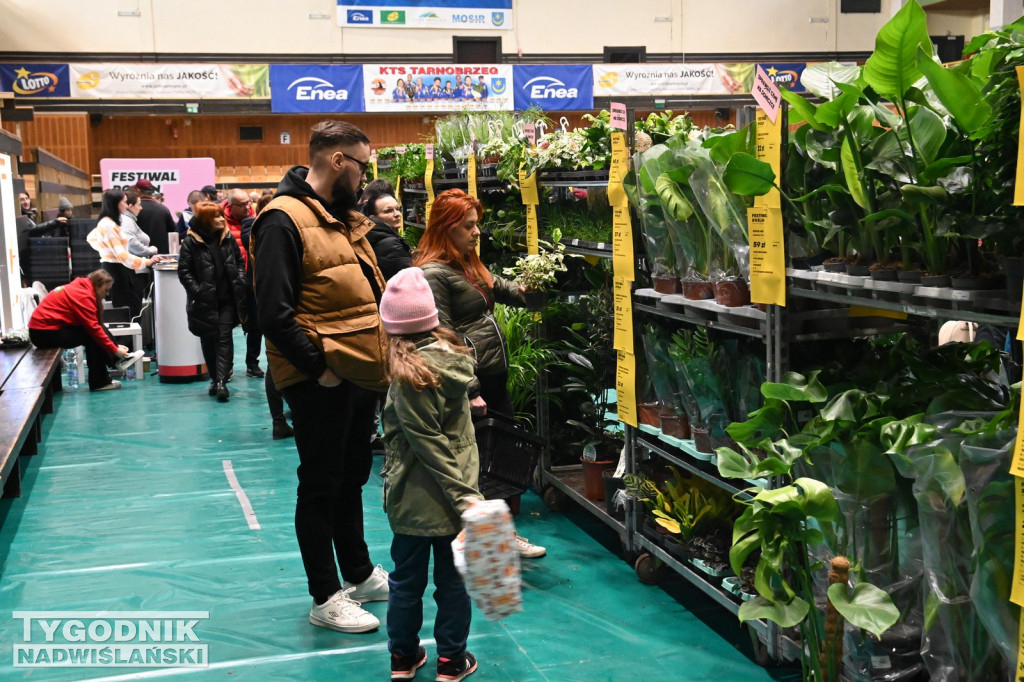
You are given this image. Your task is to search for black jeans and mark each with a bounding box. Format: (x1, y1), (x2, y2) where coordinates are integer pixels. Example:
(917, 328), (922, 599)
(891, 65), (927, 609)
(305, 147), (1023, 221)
(243, 288), (261, 369)
(477, 371), (512, 418)
(265, 366), (284, 420)
(387, 533), (470, 660)
(101, 262), (141, 318)
(29, 326), (116, 390)
(198, 305), (237, 384)
(281, 379), (378, 602)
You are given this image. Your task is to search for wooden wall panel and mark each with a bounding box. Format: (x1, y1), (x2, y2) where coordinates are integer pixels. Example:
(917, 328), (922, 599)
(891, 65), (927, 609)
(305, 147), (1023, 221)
(1, 114), (91, 178)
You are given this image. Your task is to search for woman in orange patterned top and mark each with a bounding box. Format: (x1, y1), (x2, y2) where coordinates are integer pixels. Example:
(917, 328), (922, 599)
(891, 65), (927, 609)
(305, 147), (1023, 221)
(87, 188), (161, 317)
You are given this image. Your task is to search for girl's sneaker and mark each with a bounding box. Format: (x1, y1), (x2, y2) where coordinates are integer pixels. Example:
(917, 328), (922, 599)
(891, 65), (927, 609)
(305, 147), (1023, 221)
(435, 652), (477, 681)
(391, 646), (426, 680)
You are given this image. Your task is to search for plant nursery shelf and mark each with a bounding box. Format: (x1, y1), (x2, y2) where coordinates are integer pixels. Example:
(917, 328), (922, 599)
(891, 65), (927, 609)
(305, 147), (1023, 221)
(788, 286), (1019, 327)
(537, 179), (610, 188)
(635, 434), (754, 501)
(633, 300), (768, 340)
(541, 464), (627, 539)
(562, 240), (613, 259)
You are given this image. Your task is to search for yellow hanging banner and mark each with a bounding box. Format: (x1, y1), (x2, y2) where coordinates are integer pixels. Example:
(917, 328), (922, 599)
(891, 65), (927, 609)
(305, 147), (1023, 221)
(747, 207), (786, 306)
(526, 204), (539, 255)
(519, 167), (539, 206)
(1012, 395), (1024, 476)
(1017, 301), (1024, 341)
(607, 132), (629, 209)
(1017, 608), (1024, 681)
(1014, 66), (1024, 205)
(425, 144), (435, 204)
(616, 350), (637, 427)
(371, 151), (378, 182)
(468, 154), (478, 200)
(1011, 477), (1024, 605)
(754, 110), (782, 210)
(612, 205), (634, 280)
(613, 277), (633, 354)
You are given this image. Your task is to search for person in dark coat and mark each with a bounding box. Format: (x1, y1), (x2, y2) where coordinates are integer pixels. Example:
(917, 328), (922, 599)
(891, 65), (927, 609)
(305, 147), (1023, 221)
(134, 179), (176, 254)
(359, 180), (412, 281)
(178, 201), (248, 402)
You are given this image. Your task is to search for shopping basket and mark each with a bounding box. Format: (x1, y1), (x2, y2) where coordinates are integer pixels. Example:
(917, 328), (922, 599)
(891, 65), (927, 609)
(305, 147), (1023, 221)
(474, 412), (545, 500)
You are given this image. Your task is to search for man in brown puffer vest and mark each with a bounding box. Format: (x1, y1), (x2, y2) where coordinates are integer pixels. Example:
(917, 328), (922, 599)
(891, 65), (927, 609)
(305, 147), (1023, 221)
(250, 120), (389, 635)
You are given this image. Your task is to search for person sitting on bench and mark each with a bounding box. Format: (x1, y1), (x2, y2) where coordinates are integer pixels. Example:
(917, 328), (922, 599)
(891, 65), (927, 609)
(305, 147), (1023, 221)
(28, 269), (143, 392)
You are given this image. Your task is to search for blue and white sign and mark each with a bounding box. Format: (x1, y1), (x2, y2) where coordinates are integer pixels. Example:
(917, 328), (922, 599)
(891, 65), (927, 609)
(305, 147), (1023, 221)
(513, 65), (593, 111)
(0, 64), (70, 97)
(338, 0), (513, 30)
(270, 65), (363, 113)
(757, 63), (806, 93)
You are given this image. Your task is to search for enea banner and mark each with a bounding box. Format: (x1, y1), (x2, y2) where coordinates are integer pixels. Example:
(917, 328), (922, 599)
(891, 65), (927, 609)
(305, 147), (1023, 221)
(338, 0), (512, 29)
(100, 158), (216, 217)
(512, 65), (593, 111)
(67, 64), (270, 99)
(0, 64), (70, 97)
(362, 64), (513, 112)
(270, 65), (363, 113)
(593, 63), (751, 97)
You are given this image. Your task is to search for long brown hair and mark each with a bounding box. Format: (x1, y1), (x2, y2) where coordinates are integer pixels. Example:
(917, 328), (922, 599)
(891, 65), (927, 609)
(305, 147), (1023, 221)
(87, 269), (113, 321)
(386, 327), (472, 391)
(411, 189), (491, 287)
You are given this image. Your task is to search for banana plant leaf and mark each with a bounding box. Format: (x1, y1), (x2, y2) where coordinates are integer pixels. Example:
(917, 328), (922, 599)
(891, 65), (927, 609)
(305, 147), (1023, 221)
(861, 0), (932, 102)
(916, 46), (992, 137)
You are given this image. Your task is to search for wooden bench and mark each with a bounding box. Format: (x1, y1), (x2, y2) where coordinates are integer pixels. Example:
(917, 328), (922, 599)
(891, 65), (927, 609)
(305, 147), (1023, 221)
(0, 346), (61, 498)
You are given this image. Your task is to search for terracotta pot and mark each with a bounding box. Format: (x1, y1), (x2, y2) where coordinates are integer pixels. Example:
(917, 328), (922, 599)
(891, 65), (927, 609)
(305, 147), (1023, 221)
(581, 458), (615, 501)
(652, 276), (682, 295)
(682, 279), (714, 300)
(659, 412), (691, 439)
(713, 279), (750, 307)
(637, 402), (661, 427)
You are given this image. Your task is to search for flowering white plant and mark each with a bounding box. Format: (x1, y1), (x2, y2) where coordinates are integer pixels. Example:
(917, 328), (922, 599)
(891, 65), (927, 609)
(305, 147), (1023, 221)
(503, 228), (575, 291)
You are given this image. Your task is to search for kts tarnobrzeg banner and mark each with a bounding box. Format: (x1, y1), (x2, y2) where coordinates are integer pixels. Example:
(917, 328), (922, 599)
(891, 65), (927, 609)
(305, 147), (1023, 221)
(362, 64), (513, 112)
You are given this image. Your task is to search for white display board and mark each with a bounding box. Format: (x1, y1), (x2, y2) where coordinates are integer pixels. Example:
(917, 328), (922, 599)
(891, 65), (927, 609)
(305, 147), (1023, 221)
(0, 154), (22, 329)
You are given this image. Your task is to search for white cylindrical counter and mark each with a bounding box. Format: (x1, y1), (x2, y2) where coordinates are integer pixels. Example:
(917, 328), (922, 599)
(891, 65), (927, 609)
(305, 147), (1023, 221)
(153, 262), (206, 382)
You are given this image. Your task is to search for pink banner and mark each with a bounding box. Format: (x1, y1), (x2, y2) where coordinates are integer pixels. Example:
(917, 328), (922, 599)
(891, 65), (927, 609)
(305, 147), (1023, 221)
(99, 158), (216, 218)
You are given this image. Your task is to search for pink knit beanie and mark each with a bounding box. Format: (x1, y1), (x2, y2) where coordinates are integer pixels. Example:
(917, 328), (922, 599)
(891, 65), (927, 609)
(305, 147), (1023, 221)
(380, 267), (439, 335)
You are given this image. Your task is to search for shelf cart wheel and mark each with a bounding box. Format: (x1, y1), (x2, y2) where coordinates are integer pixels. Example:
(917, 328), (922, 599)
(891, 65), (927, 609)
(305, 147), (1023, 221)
(634, 553), (663, 585)
(542, 486), (567, 512)
(748, 623), (772, 666)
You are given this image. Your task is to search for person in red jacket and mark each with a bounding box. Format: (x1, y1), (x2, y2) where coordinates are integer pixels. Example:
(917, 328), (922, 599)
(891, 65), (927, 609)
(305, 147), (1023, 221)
(28, 270), (143, 392)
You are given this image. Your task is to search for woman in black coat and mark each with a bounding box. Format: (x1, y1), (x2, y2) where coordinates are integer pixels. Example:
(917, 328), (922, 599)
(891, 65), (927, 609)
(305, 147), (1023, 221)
(359, 180), (412, 281)
(178, 201), (247, 402)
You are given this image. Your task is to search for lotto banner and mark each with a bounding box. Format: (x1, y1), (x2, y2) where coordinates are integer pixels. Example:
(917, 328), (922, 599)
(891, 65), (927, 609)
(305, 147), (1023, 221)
(270, 65), (363, 113)
(362, 64), (513, 112)
(338, 0), (513, 29)
(512, 64), (593, 111)
(67, 64), (270, 99)
(0, 64), (70, 97)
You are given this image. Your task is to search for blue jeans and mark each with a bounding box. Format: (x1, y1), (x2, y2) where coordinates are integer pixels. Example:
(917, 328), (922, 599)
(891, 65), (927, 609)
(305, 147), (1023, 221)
(387, 533), (470, 660)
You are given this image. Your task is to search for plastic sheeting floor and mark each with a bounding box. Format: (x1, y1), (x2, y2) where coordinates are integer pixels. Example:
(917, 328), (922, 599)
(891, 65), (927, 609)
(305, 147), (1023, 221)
(0, 334), (791, 681)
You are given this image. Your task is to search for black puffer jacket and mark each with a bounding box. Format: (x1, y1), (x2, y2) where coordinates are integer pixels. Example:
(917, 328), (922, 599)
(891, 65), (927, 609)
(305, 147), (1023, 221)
(178, 219), (248, 336)
(365, 217), (412, 281)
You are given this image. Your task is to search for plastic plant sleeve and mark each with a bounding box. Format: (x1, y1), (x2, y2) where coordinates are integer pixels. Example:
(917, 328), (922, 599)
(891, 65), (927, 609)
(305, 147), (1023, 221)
(640, 329), (685, 418)
(686, 156), (751, 281)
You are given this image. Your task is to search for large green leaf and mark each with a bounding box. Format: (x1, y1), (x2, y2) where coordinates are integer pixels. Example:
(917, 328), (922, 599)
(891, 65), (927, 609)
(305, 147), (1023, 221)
(780, 89), (827, 131)
(655, 175), (693, 221)
(817, 90), (859, 129)
(716, 446), (760, 480)
(760, 370), (828, 402)
(916, 46), (991, 136)
(723, 153), (776, 196)
(827, 582), (900, 639)
(738, 595), (810, 628)
(904, 105), (948, 168)
(862, 0), (932, 100)
(841, 136), (870, 210)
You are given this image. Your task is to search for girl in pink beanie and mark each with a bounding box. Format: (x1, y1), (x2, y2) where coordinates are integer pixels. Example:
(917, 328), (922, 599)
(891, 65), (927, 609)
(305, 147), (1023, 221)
(379, 267), (482, 681)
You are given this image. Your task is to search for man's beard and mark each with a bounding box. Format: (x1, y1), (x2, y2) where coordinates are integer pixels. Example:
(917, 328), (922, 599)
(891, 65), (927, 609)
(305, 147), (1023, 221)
(330, 176), (359, 214)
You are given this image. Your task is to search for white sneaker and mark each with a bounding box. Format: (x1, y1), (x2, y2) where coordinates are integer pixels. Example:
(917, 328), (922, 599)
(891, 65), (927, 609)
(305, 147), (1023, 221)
(342, 564), (389, 602)
(309, 588), (379, 633)
(514, 534), (546, 558)
(115, 350), (144, 372)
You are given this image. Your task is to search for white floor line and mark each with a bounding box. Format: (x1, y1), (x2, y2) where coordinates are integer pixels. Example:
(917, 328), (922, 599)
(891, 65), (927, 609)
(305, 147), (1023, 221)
(221, 460), (260, 530)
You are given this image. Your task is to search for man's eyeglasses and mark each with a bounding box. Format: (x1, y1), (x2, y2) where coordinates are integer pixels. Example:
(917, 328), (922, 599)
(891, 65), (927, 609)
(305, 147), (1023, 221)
(341, 152), (370, 175)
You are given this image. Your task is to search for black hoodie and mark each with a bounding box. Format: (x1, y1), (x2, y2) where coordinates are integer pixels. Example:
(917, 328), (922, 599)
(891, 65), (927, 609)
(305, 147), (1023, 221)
(250, 165), (381, 384)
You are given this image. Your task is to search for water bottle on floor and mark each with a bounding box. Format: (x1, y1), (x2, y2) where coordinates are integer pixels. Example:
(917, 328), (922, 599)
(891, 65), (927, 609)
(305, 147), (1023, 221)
(63, 348), (79, 390)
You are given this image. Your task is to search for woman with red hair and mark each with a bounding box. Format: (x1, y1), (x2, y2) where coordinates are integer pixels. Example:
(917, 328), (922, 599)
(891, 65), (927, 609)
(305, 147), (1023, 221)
(178, 201), (248, 402)
(413, 189), (546, 559)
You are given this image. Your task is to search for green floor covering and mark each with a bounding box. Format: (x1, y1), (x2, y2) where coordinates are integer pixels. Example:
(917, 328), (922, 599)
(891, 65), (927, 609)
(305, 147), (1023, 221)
(0, 333), (792, 681)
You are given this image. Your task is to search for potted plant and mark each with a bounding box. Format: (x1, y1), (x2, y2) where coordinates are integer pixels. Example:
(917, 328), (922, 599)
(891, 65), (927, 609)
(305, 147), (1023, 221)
(502, 228), (574, 310)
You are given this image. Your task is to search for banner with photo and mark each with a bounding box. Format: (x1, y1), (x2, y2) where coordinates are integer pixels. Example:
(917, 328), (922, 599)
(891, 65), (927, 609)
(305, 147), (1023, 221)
(338, 0), (512, 29)
(593, 63), (755, 97)
(512, 64), (593, 111)
(67, 64), (270, 99)
(362, 64), (513, 112)
(0, 64), (71, 97)
(270, 65), (363, 113)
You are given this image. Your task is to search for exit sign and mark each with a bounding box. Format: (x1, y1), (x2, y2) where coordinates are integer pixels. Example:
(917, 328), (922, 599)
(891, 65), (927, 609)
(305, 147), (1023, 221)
(185, 103), (199, 114)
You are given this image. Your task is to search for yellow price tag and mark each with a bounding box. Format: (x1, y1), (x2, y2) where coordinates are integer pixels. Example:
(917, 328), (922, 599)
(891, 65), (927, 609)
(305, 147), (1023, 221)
(613, 277), (633, 353)
(372, 158), (379, 181)
(526, 204), (539, 255)
(519, 167), (539, 205)
(607, 132), (629, 208)
(747, 207), (786, 306)
(612, 205), (634, 280)
(1014, 66), (1024, 206)
(755, 110), (782, 210)
(1011, 477), (1024, 605)
(468, 154), (477, 200)
(1012, 396), (1024, 476)
(423, 200), (433, 230)
(425, 156), (435, 205)
(616, 350), (637, 427)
